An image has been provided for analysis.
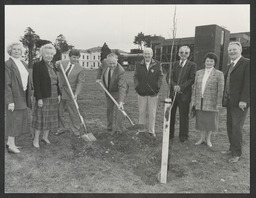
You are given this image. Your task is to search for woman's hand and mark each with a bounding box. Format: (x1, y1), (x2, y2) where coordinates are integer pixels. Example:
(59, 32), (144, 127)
(119, 102), (124, 110)
(8, 103), (15, 112)
(38, 99), (43, 108)
(58, 95), (61, 103)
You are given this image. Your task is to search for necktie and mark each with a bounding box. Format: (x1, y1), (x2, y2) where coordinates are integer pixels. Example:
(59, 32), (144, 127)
(65, 64), (73, 76)
(225, 62), (235, 96)
(108, 68), (112, 90)
(179, 61), (184, 67)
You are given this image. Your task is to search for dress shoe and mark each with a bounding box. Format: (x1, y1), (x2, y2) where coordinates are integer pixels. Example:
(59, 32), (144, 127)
(221, 150), (232, 155)
(195, 139), (206, 145)
(7, 146), (20, 154)
(229, 156), (240, 163)
(55, 129), (66, 136)
(149, 132), (156, 137)
(6, 144), (22, 149)
(41, 138), (51, 144)
(180, 138), (188, 143)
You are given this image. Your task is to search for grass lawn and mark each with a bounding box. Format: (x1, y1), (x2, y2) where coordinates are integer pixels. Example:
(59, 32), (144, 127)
(5, 69), (250, 193)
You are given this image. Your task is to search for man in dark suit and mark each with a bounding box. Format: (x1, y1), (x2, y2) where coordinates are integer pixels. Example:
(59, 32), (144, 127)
(167, 46), (197, 142)
(96, 53), (128, 134)
(56, 49), (86, 136)
(222, 41), (250, 163)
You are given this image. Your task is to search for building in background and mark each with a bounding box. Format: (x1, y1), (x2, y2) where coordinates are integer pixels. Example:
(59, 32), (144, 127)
(62, 47), (128, 69)
(150, 24), (250, 73)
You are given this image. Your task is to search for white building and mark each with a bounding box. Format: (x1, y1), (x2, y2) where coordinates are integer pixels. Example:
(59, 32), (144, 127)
(62, 47), (101, 69)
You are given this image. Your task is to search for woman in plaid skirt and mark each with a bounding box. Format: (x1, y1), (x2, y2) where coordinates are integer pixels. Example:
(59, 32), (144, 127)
(32, 44), (61, 148)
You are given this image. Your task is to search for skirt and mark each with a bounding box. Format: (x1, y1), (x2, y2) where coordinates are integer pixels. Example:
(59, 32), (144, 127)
(32, 85), (59, 131)
(5, 107), (28, 137)
(195, 110), (218, 131)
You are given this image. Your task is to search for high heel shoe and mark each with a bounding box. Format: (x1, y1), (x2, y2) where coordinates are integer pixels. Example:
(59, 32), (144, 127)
(207, 141), (212, 148)
(195, 139), (206, 145)
(7, 147), (20, 154)
(41, 138), (51, 144)
(32, 141), (40, 149)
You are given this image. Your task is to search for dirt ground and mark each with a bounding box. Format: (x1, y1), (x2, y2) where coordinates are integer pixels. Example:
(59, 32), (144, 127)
(5, 70), (250, 193)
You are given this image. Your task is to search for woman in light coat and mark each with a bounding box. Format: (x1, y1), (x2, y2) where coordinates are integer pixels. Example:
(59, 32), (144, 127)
(191, 52), (224, 148)
(5, 42), (32, 153)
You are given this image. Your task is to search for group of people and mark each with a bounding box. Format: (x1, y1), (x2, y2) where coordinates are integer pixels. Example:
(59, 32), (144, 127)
(5, 41), (249, 164)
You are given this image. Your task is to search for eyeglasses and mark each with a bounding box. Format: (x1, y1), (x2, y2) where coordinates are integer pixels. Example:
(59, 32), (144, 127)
(179, 51), (189, 55)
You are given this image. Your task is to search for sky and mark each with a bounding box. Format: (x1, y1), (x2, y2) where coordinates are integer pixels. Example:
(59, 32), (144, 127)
(5, 4), (250, 59)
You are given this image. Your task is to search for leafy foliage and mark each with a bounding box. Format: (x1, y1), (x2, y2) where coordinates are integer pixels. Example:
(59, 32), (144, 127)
(100, 42), (111, 62)
(53, 34), (73, 62)
(20, 27), (40, 68)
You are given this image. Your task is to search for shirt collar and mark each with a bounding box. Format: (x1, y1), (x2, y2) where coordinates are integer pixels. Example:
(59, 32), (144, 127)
(205, 67), (214, 73)
(180, 59), (187, 67)
(231, 56), (242, 66)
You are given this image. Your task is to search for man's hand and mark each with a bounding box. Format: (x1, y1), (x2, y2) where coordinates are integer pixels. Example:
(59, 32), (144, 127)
(38, 99), (43, 108)
(174, 85), (181, 93)
(96, 79), (101, 83)
(73, 95), (77, 101)
(8, 103), (15, 112)
(239, 101), (247, 111)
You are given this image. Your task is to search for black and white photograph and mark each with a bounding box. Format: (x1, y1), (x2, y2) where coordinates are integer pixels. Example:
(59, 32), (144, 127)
(3, 2), (252, 194)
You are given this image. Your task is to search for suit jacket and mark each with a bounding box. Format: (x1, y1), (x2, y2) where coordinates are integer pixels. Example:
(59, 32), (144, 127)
(33, 59), (61, 101)
(57, 60), (86, 100)
(222, 56), (250, 107)
(5, 58), (32, 109)
(168, 60), (197, 103)
(191, 68), (224, 112)
(97, 60), (128, 103)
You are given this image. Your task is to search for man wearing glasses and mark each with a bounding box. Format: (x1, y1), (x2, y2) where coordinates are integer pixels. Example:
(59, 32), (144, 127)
(167, 46), (197, 142)
(222, 41), (250, 163)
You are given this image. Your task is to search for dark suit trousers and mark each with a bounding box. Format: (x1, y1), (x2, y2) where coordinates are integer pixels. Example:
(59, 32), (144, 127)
(169, 95), (190, 139)
(227, 99), (248, 157)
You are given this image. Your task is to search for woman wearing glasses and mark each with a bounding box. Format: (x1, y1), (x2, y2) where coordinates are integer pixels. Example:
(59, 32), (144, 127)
(191, 52), (224, 148)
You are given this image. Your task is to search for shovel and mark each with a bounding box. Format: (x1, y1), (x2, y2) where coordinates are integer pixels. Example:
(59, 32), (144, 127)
(59, 63), (96, 141)
(97, 81), (144, 131)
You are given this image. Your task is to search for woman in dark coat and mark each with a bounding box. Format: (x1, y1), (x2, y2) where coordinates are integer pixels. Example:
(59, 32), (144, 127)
(32, 43), (61, 148)
(5, 42), (32, 154)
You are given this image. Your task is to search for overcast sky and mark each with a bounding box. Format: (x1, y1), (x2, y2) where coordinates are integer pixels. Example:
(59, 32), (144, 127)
(5, 4), (249, 59)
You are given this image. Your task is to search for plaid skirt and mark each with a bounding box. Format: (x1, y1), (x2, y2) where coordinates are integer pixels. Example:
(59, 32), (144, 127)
(32, 85), (59, 131)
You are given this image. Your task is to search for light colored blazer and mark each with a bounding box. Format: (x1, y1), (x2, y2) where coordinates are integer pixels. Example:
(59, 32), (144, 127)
(191, 68), (224, 112)
(5, 58), (32, 109)
(57, 60), (86, 100)
(96, 59), (128, 103)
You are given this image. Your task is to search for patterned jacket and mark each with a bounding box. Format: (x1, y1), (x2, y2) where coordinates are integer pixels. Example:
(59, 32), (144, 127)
(191, 68), (224, 112)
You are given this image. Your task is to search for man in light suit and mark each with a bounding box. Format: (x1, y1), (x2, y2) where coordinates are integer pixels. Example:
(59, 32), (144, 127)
(167, 46), (197, 142)
(222, 41), (250, 163)
(96, 53), (128, 134)
(56, 49), (86, 136)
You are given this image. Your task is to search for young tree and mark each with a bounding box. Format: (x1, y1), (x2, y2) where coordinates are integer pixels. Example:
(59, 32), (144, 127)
(20, 27), (40, 68)
(133, 32), (146, 50)
(100, 42), (111, 62)
(53, 34), (72, 62)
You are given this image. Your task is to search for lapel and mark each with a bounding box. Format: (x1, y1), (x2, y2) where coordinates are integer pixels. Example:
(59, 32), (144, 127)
(9, 58), (24, 89)
(205, 68), (216, 89)
(231, 57), (243, 74)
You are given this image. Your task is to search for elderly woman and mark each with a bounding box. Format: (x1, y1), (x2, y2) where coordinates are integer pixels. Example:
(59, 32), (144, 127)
(191, 52), (224, 148)
(5, 42), (32, 154)
(32, 43), (61, 148)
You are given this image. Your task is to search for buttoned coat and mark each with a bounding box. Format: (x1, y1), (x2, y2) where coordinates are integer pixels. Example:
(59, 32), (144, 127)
(192, 68), (224, 112)
(96, 59), (128, 103)
(5, 58), (33, 109)
(57, 60), (86, 100)
(168, 60), (197, 103)
(222, 56), (250, 107)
